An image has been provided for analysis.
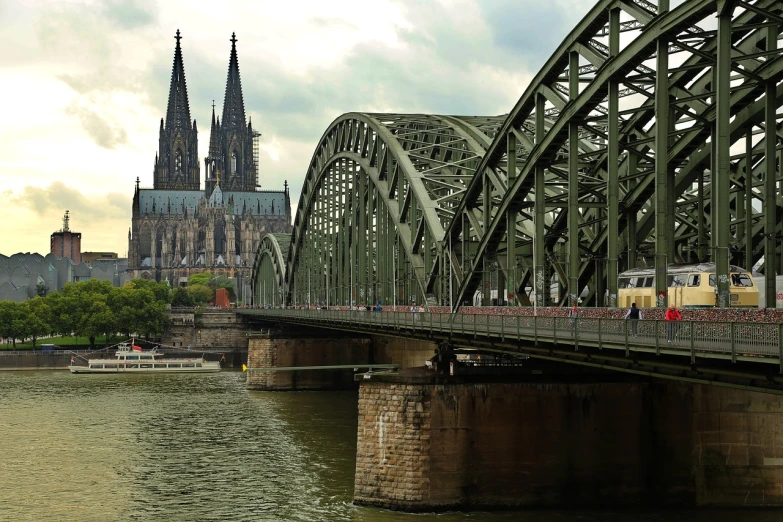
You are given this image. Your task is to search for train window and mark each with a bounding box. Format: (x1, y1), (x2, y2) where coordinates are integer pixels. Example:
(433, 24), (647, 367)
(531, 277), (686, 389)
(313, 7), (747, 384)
(708, 275), (716, 286)
(731, 274), (753, 287)
(642, 277), (654, 288)
(619, 278), (631, 289)
(687, 274), (700, 287)
(667, 275), (686, 287)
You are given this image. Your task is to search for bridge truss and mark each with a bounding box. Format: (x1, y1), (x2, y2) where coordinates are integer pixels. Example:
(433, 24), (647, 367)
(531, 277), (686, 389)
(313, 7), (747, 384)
(252, 0), (783, 310)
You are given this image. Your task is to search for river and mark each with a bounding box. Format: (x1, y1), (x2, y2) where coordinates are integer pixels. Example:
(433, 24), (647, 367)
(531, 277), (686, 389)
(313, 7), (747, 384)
(1, 370), (782, 521)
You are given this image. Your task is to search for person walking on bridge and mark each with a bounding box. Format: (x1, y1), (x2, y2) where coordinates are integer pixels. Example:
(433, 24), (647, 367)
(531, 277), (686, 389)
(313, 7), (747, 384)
(665, 304), (682, 343)
(624, 302), (643, 337)
(568, 304), (579, 337)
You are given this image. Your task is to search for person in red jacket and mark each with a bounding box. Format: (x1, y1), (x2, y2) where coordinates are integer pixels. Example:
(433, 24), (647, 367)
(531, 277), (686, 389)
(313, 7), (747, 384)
(665, 305), (682, 343)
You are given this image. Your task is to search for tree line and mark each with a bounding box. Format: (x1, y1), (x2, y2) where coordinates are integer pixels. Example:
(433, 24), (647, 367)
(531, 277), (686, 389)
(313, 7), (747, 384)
(0, 272), (236, 348)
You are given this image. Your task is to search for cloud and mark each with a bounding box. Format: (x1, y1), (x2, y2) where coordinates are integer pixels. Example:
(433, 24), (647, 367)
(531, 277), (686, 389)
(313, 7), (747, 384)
(1, 0), (602, 257)
(66, 101), (129, 149)
(103, 0), (156, 30)
(10, 182), (130, 222)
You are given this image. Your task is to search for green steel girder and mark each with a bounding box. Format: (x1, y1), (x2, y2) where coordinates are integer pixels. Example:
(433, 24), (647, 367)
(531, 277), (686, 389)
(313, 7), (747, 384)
(284, 113), (503, 308)
(450, 0), (783, 311)
(250, 233), (289, 306)
(250, 0), (783, 312)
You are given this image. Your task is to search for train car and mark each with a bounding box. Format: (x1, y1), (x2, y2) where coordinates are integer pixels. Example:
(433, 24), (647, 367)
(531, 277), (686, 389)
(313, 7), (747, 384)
(617, 262), (758, 308)
(753, 275), (783, 309)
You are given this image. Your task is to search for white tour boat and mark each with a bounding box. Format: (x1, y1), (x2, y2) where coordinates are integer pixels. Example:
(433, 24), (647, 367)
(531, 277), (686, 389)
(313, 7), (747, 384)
(68, 342), (221, 374)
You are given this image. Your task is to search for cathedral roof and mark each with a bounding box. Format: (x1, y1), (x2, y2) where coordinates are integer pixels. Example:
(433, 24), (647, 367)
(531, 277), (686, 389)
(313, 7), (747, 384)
(137, 189), (287, 217)
(165, 29), (192, 133)
(208, 184), (223, 206)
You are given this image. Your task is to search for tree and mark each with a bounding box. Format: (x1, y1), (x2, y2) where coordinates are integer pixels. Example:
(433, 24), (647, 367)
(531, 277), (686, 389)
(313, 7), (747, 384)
(186, 272), (235, 302)
(46, 292), (80, 340)
(77, 294), (115, 349)
(36, 282), (49, 297)
(110, 284), (168, 339)
(188, 272), (213, 287)
(127, 279), (171, 304)
(24, 297), (52, 348)
(136, 299), (169, 339)
(0, 301), (22, 347)
(208, 275), (237, 302)
(187, 284), (214, 305)
(171, 287), (195, 307)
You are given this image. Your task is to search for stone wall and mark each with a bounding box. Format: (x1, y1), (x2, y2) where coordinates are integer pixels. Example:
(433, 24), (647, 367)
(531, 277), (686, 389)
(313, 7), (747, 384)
(692, 385), (783, 505)
(247, 335), (371, 390)
(354, 377), (783, 510)
(163, 310), (248, 349)
(354, 378), (661, 510)
(0, 353), (72, 370)
(354, 382), (432, 508)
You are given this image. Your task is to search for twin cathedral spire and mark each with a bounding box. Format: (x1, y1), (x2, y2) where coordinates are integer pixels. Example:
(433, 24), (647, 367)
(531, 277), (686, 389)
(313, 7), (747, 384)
(154, 30), (257, 196)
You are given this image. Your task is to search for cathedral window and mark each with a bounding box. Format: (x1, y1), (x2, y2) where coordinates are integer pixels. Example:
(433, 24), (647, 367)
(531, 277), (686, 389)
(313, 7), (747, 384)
(175, 150), (183, 173)
(231, 152), (237, 174)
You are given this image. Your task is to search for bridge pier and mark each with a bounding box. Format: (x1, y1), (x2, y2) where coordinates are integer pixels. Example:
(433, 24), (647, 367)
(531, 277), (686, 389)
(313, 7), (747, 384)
(246, 331), (436, 391)
(353, 372), (783, 510)
(247, 332), (372, 390)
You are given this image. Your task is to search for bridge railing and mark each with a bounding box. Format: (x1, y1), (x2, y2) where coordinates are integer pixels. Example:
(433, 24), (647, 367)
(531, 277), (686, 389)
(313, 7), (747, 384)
(241, 309), (783, 369)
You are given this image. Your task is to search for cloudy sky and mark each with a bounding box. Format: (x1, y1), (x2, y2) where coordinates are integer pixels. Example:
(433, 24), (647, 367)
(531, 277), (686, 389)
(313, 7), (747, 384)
(0, 0), (595, 257)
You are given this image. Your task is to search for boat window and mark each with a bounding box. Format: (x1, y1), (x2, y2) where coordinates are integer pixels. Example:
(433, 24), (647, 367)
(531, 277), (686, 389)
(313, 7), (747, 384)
(140, 364), (152, 368)
(154, 364), (167, 368)
(731, 274), (753, 287)
(105, 364), (117, 369)
(92, 364), (103, 369)
(687, 274), (700, 287)
(196, 363), (202, 368)
(127, 364), (139, 369)
(183, 363), (196, 367)
(169, 363), (181, 368)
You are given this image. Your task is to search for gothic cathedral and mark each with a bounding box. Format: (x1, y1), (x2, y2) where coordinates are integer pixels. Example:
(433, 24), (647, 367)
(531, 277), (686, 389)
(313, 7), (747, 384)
(128, 31), (291, 300)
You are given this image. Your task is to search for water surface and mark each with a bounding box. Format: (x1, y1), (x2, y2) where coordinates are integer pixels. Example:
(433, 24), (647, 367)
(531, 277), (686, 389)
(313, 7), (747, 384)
(1, 371), (781, 521)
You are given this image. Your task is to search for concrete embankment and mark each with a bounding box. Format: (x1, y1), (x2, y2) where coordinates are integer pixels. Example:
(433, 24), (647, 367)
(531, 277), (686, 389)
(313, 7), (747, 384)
(0, 352), (73, 370)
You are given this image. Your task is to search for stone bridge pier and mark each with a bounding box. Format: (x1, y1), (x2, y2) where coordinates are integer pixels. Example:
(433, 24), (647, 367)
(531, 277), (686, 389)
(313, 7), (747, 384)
(246, 327), (436, 391)
(353, 371), (783, 510)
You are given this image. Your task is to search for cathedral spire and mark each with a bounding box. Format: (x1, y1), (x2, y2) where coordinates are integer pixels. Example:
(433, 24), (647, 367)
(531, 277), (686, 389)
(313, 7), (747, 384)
(209, 99), (220, 158)
(165, 29), (192, 132)
(221, 32), (246, 132)
(154, 30), (200, 191)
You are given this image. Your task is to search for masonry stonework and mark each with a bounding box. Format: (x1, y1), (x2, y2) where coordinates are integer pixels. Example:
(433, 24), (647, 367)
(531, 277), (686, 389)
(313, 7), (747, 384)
(354, 376), (783, 510)
(247, 335), (371, 390)
(163, 310), (248, 349)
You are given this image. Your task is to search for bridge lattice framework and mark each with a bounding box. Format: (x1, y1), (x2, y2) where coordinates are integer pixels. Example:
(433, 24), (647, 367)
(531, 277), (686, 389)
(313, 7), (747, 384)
(251, 0), (783, 311)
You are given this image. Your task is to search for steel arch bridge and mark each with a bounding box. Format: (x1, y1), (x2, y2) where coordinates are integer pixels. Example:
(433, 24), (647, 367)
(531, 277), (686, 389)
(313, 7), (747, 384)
(252, 0), (783, 311)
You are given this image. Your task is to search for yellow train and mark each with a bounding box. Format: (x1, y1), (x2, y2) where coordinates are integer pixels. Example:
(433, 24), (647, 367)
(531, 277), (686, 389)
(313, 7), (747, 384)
(617, 262), (758, 308)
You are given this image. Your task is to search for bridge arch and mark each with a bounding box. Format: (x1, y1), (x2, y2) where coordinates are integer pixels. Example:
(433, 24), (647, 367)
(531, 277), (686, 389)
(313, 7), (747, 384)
(284, 113), (504, 308)
(251, 0), (783, 311)
(448, 0), (783, 310)
(250, 233), (289, 306)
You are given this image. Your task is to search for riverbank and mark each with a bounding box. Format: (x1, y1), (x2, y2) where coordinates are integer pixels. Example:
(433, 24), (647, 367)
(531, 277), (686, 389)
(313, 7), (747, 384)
(0, 352), (73, 370)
